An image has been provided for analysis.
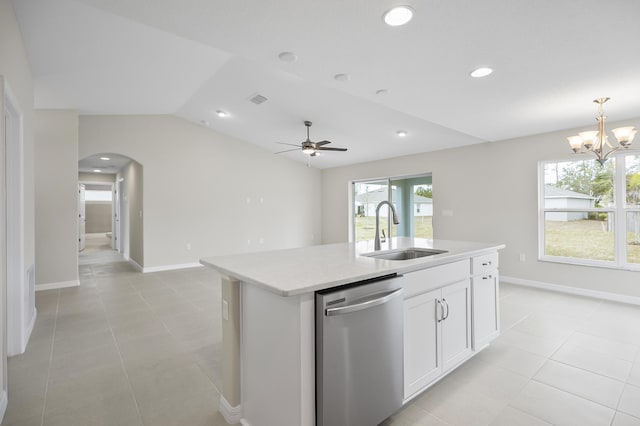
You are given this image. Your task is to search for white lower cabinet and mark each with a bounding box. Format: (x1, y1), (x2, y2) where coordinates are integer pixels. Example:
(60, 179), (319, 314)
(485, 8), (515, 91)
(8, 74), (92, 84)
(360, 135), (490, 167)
(471, 253), (500, 350)
(403, 278), (472, 399)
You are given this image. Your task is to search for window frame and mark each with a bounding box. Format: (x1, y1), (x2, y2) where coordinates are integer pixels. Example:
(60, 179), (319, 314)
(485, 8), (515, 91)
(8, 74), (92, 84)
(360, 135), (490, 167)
(538, 153), (640, 271)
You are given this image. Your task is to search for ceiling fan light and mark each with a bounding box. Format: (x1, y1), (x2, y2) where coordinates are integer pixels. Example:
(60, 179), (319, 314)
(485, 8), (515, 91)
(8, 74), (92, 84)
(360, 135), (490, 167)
(302, 147), (315, 155)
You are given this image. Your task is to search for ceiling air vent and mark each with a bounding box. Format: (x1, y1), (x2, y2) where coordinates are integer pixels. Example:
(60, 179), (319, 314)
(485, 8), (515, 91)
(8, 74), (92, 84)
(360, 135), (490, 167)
(248, 93), (268, 105)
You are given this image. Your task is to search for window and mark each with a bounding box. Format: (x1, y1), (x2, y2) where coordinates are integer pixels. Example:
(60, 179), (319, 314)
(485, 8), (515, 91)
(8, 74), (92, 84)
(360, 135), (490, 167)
(539, 154), (640, 269)
(352, 174), (433, 246)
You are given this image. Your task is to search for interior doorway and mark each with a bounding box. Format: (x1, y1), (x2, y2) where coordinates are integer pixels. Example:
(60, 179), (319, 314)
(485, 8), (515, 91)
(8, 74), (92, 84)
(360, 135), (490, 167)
(78, 153), (143, 270)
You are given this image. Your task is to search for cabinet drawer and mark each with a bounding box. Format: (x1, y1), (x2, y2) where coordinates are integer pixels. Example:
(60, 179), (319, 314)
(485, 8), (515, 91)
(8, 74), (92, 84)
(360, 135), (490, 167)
(403, 260), (469, 299)
(471, 253), (498, 275)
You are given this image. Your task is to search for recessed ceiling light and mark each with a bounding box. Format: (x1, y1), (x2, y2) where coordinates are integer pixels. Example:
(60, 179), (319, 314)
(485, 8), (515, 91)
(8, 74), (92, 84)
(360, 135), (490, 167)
(200, 120), (209, 126)
(396, 130), (408, 137)
(278, 51), (298, 63)
(99, 156), (110, 161)
(216, 110), (228, 118)
(376, 89), (389, 96)
(470, 67), (493, 78)
(383, 6), (414, 26)
(334, 73), (351, 82)
(93, 169), (102, 173)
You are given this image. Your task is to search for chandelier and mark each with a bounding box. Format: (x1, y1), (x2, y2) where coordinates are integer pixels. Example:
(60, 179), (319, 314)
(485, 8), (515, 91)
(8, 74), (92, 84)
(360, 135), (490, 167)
(567, 97), (636, 165)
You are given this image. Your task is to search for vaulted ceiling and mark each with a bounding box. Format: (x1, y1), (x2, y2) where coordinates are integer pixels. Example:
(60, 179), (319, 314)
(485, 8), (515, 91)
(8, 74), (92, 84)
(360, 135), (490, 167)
(12, 0), (640, 168)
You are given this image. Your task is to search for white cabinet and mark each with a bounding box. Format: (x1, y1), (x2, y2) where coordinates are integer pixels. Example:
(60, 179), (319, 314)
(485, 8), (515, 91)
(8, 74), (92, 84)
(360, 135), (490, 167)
(403, 262), (472, 399)
(471, 253), (500, 350)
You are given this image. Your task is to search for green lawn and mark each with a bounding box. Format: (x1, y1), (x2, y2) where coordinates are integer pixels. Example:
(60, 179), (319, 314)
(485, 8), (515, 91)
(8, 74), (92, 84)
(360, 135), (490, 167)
(354, 215), (433, 242)
(545, 219), (640, 264)
(356, 215), (640, 264)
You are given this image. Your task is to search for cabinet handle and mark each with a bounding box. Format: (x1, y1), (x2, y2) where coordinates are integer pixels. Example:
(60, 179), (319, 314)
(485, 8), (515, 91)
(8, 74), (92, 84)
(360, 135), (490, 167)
(436, 299), (445, 323)
(482, 275), (493, 280)
(442, 298), (450, 321)
(482, 261), (492, 266)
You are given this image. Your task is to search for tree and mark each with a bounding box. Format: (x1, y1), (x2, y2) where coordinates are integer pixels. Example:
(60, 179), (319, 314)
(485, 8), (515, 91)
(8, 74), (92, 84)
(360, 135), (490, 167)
(415, 185), (432, 199)
(556, 159), (614, 206)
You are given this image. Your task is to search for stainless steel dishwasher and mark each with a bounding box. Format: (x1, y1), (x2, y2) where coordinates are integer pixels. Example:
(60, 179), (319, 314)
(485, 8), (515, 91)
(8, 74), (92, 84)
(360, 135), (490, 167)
(316, 274), (404, 426)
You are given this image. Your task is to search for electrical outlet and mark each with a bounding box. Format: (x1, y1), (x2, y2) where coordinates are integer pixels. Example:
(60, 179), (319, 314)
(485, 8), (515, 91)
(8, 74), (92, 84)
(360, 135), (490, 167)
(186, 243), (191, 251)
(519, 253), (526, 262)
(442, 209), (453, 217)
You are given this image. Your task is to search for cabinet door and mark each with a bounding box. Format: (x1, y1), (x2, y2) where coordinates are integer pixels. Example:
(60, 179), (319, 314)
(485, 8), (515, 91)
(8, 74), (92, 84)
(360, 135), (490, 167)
(472, 272), (500, 350)
(403, 289), (442, 399)
(441, 279), (472, 372)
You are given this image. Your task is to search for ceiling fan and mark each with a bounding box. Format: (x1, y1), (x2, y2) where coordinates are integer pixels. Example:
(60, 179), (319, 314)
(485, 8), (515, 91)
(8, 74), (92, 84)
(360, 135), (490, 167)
(275, 121), (348, 157)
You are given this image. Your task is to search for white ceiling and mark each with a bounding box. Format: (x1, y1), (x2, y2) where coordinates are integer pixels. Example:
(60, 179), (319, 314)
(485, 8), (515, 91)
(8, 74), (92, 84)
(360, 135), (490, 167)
(11, 0), (640, 169)
(78, 153), (131, 174)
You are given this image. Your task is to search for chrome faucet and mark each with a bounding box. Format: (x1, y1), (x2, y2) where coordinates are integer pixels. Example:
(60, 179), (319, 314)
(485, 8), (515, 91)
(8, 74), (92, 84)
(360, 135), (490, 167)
(374, 200), (399, 251)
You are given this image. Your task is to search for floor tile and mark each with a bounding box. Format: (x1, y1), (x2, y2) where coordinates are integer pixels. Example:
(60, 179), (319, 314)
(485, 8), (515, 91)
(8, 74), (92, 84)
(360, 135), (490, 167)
(564, 331), (639, 362)
(137, 387), (223, 426)
(383, 404), (448, 425)
(533, 359), (625, 408)
(44, 364), (131, 413)
(414, 375), (507, 425)
(613, 412), (640, 426)
(618, 383), (640, 419)
(552, 342), (633, 381)
(490, 406), (552, 426)
(475, 341), (547, 378)
(497, 328), (564, 357)
(511, 381), (614, 426)
(127, 355), (215, 414)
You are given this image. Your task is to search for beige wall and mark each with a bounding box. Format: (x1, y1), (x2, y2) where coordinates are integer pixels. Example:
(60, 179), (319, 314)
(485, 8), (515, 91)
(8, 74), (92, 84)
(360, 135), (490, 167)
(79, 172), (116, 183)
(85, 203), (112, 233)
(79, 115), (322, 269)
(322, 118), (640, 298)
(0, 0), (35, 397)
(34, 110), (79, 286)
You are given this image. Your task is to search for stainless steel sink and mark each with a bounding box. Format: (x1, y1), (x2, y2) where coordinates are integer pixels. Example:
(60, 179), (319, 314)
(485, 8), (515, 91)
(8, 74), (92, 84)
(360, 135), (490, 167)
(361, 248), (448, 261)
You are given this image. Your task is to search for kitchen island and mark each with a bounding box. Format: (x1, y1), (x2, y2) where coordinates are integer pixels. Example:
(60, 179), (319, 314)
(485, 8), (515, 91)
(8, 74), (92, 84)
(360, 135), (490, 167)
(201, 238), (504, 426)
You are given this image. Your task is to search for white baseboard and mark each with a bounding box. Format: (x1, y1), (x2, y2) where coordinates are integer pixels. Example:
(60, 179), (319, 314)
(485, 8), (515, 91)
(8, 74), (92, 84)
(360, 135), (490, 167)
(0, 390), (7, 424)
(128, 258), (143, 272)
(219, 395), (242, 424)
(35, 280), (80, 292)
(501, 275), (640, 306)
(143, 262), (203, 273)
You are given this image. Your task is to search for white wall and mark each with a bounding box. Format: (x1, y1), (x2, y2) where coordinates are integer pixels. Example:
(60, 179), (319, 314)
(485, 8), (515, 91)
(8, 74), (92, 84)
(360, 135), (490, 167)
(34, 110), (79, 286)
(79, 115), (322, 269)
(118, 159), (144, 267)
(321, 118), (640, 299)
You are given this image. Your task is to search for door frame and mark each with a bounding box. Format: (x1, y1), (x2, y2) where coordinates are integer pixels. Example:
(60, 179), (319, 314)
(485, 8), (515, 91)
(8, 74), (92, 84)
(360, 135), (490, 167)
(77, 180), (116, 253)
(3, 77), (30, 360)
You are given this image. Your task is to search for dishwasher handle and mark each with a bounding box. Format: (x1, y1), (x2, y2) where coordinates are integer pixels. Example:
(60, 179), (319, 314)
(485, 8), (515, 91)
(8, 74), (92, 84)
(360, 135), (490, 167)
(325, 288), (403, 317)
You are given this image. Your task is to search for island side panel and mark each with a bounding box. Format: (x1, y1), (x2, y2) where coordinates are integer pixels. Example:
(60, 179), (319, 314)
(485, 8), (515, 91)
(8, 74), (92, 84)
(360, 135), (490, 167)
(221, 276), (241, 413)
(241, 283), (315, 426)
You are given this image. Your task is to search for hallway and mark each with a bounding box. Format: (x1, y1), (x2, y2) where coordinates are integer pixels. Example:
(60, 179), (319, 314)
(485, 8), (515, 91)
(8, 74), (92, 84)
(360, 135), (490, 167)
(4, 250), (225, 425)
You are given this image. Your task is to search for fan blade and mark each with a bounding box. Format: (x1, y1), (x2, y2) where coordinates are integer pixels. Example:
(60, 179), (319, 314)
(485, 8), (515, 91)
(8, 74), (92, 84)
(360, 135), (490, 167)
(314, 140), (331, 147)
(276, 142), (302, 147)
(316, 147), (347, 152)
(274, 148), (301, 154)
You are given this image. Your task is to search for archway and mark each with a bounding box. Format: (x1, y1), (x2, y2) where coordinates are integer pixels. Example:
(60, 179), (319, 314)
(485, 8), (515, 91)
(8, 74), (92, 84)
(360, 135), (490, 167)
(78, 153), (144, 270)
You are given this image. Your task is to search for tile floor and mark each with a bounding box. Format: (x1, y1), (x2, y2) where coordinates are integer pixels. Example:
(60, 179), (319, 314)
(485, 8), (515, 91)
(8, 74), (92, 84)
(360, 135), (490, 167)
(3, 241), (640, 425)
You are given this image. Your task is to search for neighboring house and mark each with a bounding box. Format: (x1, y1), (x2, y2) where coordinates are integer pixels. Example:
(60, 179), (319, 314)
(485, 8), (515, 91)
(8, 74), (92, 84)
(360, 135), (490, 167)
(355, 188), (433, 217)
(544, 185), (596, 221)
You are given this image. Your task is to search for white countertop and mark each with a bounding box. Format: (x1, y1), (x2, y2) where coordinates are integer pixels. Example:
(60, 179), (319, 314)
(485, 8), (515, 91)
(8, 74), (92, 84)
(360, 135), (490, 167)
(200, 238), (505, 297)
